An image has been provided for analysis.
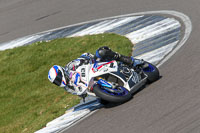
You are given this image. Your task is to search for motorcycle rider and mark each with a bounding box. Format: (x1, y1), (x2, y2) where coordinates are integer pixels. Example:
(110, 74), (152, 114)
(48, 46), (145, 96)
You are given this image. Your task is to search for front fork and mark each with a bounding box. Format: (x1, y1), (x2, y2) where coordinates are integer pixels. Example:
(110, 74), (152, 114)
(95, 77), (123, 94)
(96, 77), (115, 88)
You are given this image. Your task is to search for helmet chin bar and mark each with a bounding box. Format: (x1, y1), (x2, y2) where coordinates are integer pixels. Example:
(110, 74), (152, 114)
(62, 67), (70, 82)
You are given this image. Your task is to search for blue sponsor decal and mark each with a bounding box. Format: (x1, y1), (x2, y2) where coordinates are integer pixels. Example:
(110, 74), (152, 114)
(74, 73), (80, 86)
(62, 81), (66, 86)
(53, 65), (59, 74)
(93, 61), (98, 69)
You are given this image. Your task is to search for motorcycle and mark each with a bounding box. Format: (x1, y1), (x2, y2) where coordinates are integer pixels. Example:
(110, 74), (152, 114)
(73, 59), (160, 103)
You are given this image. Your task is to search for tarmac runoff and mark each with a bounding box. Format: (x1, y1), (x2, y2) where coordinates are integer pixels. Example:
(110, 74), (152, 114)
(0, 10), (191, 133)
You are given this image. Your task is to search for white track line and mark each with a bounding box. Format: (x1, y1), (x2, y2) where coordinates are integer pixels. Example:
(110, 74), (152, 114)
(135, 41), (178, 65)
(126, 18), (180, 44)
(69, 16), (143, 37)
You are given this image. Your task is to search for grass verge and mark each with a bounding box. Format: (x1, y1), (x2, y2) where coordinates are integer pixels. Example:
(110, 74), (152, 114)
(0, 33), (133, 133)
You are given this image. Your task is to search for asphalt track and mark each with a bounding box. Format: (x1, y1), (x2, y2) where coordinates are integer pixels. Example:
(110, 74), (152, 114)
(1, 0), (200, 133)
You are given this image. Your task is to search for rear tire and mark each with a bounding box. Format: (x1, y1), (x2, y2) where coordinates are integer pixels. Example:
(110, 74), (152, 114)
(143, 62), (160, 83)
(93, 84), (132, 103)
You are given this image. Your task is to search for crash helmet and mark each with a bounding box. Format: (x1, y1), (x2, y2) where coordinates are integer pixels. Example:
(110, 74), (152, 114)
(48, 65), (70, 87)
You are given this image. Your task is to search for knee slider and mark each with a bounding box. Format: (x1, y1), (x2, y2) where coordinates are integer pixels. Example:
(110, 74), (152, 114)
(98, 49), (107, 58)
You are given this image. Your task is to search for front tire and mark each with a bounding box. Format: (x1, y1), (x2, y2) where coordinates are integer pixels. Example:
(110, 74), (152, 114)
(93, 84), (132, 103)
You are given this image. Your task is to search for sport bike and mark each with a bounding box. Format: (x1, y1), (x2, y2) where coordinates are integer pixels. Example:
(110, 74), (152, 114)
(73, 60), (159, 103)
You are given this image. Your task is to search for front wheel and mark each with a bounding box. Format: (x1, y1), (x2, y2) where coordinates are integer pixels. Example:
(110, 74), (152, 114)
(93, 84), (132, 103)
(143, 62), (160, 83)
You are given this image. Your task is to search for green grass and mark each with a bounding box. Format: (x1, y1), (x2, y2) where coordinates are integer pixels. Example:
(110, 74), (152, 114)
(0, 33), (133, 133)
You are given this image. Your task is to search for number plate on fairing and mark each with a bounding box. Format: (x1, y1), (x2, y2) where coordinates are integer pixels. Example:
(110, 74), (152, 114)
(76, 65), (89, 84)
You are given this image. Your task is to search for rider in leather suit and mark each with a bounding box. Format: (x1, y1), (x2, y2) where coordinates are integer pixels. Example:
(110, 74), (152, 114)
(48, 46), (144, 96)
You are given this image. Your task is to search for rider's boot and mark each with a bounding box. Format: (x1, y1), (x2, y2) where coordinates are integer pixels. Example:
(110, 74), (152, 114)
(117, 54), (148, 69)
(116, 54), (134, 66)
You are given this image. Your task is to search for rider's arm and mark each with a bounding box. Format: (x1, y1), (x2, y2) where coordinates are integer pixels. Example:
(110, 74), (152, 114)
(64, 53), (94, 95)
(65, 71), (87, 96)
(64, 85), (77, 95)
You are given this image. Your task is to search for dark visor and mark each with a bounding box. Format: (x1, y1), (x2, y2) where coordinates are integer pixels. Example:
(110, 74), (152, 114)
(53, 69), (63, 86)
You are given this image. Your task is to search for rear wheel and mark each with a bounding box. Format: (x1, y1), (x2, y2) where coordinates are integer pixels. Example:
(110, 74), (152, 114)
(143, 62), (160, 83)
(93, 84), (132, 103)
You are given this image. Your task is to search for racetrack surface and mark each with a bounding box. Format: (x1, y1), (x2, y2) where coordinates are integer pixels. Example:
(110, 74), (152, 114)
(1, 0), (200, 133)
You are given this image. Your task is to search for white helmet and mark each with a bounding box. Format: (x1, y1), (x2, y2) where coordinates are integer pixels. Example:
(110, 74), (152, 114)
(48, 65), (69, 87)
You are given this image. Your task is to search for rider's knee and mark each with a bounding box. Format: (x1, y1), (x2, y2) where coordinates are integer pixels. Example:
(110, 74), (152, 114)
(96, 46), (111, 58)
